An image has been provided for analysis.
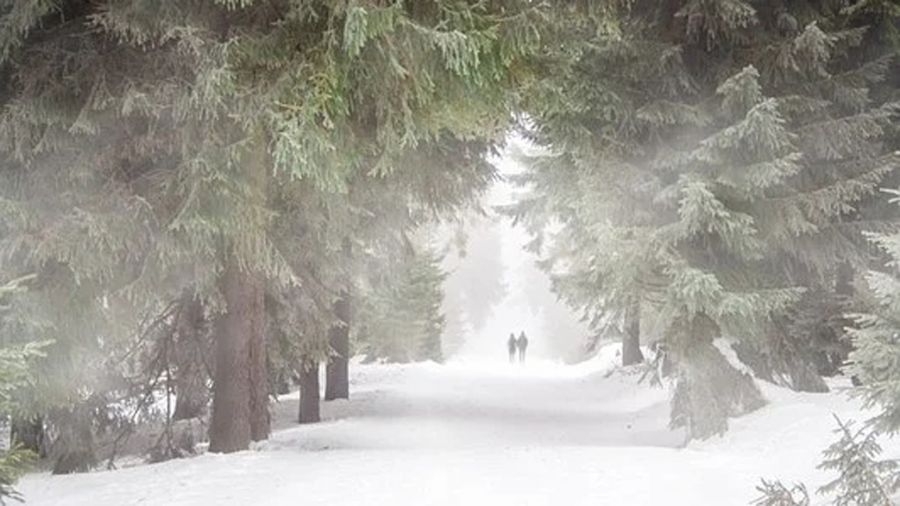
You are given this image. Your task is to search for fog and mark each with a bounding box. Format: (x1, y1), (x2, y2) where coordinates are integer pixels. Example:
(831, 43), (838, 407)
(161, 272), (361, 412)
(440, 142), (589, 364)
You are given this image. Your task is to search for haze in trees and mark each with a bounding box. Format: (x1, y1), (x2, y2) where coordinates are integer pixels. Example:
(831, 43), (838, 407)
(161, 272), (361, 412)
(0, 1), (899, 505)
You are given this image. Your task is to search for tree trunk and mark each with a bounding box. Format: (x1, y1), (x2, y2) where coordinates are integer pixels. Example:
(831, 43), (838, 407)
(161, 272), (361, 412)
(324, 290), (350, 401)
(836, 261), (859, 382)
(173, 294), (209, 421)
(298, 360), (320, 424)
(622, 296), (644, 366)
(669, 314), (766, 441)
(11, 416), (45, 458)
(245, 132), (271, 442)
(208, 260), (255, 453)
(208, 132), (271, 452)
(49, 407), (95, 474)
(248, 280), (269, 442)
(274, 365), (293, 396)
(835, 261), (854, 298)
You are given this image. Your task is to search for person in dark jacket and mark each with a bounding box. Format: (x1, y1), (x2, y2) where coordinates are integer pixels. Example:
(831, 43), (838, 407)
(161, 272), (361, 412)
(507, 333), (517, 363)
(516, 331), (529, 363)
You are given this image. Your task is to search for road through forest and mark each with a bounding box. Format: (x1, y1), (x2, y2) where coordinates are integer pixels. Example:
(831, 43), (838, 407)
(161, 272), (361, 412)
(20, 355), (879, 505)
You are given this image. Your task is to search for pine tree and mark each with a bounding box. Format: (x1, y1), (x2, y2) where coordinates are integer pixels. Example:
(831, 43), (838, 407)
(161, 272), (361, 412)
(0, 0), (545, 456)
(847, 189), (900, 432)
(818, 416), (900, 506)
(512, 1), (900, 438)
(356, 242), (448, 364)
(755, 415), (900, 506)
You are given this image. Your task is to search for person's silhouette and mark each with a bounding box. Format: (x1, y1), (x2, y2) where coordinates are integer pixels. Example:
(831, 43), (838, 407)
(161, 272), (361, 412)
(507, 333), (517, 363)
(516, 331), (529, 363)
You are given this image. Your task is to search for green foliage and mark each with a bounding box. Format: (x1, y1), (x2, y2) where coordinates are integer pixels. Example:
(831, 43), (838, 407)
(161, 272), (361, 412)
(0, 275), (45, 501)
(356, 243), (447, 364)
(818, 416), (900, 506)
(847, 189), (900, 433)
(756, 416), (900, 506)
(0, 0), (540, 465)
(0, 275), (48, 416)
(0, 1), (59, 64)
(0, 445), (35, 505)
(511, 0), (900, 437)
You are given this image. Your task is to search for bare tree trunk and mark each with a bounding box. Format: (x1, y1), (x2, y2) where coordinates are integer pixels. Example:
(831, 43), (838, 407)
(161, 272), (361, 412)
(622, 296), (644, 366)
(299, 360), (320, 424)
(173, 294), (209, 421)
(325, 290), (350, 401)
(49, 407), (95, 474)
(248, 280), (269, 442)
(208, 260), (254, 453)
(836, 261), (859, 385)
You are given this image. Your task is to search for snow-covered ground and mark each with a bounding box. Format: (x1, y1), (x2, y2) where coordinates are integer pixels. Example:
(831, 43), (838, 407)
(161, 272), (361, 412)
(18, 348), (899, 505)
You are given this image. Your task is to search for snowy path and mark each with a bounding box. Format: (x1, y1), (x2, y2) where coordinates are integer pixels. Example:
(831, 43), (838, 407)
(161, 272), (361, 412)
(18, 355), (895, 505)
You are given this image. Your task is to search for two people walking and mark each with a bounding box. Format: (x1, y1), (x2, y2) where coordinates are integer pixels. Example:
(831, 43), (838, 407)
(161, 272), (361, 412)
(507, 331), (529, 364)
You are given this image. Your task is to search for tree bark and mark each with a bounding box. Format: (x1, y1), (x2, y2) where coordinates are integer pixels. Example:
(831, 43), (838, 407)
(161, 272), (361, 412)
(208, 132), (270, 451)
(324, 290), (350, 401)
(622, 296), (644, 366)
(208, 260), (255, 453)
(248, 280), (269, 441)
(49, 407), (95, 474)
(274, 366), (293, 395)
(173, 294), (209, 421)
(836, 261), (858, 382)
(246, 132), (271, 440)
(298, 360), (321, 424)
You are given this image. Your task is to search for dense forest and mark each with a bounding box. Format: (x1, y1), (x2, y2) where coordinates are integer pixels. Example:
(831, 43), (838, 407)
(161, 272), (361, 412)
(0, 1), (899, 504)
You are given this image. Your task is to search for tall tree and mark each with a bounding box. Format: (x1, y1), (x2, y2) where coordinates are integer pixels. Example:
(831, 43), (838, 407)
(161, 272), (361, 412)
(0, 0), (545, 455)
(513, 1), (900, 439)
(847, 190), (900, 433)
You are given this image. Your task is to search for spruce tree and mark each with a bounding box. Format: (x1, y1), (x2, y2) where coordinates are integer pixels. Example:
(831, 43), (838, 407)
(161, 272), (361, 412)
(513, 1), (900, 438)
(818, 416), (900, 506)
(356, 243), (448, 364)
(846, 189), (900, 433)
(755, 415), (900, 506)
(0, 0), (544, 456)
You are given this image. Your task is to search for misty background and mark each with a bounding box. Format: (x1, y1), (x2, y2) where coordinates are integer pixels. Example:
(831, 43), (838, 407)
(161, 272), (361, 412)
(439, 139), (589, 364)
